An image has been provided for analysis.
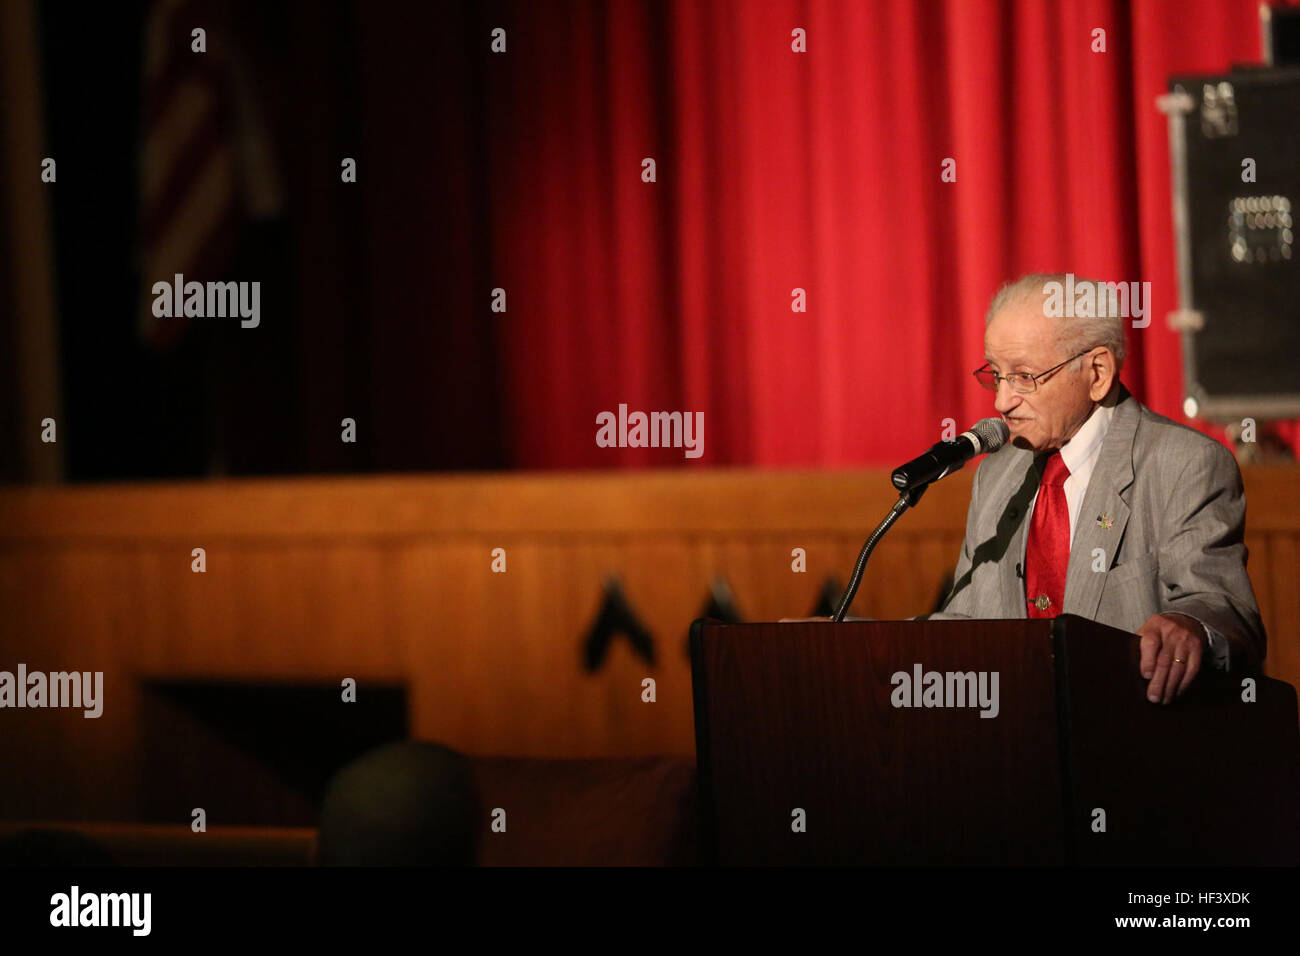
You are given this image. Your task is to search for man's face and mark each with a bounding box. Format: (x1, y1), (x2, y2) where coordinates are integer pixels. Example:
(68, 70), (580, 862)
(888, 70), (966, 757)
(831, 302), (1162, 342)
(984, 302), (1097, 452)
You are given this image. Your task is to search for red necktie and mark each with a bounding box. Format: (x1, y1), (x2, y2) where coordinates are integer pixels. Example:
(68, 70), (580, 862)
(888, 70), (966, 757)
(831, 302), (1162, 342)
(1025, 451), (1070, 618)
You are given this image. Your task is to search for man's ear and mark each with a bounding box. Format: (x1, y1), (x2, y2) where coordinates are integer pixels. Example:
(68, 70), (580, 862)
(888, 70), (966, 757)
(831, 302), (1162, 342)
(1088, 348), (1116, 401)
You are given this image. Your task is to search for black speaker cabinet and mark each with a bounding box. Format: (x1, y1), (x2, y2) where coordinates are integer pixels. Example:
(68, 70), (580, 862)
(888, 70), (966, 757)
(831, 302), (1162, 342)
(1163, 67), (1300, 421)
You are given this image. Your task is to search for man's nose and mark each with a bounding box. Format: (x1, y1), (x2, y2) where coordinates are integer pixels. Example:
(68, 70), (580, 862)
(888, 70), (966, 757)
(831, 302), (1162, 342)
(993, 379), (1020, 415)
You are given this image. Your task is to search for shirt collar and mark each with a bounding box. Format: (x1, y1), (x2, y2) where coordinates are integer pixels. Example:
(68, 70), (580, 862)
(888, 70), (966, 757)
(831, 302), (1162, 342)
(1057, 401), (1115, 475)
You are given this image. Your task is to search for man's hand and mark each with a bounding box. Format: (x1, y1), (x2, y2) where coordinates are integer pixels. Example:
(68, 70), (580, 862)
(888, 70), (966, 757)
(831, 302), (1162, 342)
(1137, 612), (1208, 704)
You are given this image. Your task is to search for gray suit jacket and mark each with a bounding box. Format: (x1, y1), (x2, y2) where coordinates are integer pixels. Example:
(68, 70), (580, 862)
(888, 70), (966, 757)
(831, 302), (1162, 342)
(927, 385), (1266, 667)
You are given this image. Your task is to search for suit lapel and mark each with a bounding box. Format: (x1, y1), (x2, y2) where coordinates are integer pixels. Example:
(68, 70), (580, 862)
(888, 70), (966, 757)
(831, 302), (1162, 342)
(992, 450), (1038, 619)
(1063, 388), (1137, 619)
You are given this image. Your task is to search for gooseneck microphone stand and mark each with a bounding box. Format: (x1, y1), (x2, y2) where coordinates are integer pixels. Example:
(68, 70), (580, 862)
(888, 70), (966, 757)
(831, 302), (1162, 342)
(831, 482), (930, 623)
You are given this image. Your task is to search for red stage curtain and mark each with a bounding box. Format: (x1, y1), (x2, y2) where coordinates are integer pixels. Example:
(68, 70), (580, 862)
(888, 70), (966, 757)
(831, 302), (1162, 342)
(484, 0), (1299, 467)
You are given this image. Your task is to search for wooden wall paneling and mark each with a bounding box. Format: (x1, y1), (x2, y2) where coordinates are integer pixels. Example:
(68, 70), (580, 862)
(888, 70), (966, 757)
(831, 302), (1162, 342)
(1266, 534), (1299, 689)
(0, 466), (1295, 825)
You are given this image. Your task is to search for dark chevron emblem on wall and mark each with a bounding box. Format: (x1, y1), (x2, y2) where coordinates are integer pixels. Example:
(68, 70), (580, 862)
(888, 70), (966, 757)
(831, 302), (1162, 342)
(685, 576), (743, 657)
(931, 568), (956, 614)
(811, 576), (844, 617)
(582, 576), (655, 672)
(700, 575), (743, 623)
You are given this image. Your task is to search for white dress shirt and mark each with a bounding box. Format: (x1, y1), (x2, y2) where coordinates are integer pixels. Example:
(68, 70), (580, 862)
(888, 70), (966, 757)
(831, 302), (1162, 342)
(1024, 402), (1230, 670)
(1025, 401), (1114, 551)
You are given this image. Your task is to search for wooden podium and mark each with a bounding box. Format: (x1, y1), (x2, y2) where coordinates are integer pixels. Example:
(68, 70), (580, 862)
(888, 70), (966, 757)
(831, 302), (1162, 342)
(689, 615), (1300, 865)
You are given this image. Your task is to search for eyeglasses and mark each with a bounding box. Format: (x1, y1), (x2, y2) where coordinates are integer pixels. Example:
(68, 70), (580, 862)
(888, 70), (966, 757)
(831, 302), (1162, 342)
(973, 349), (1093, 394)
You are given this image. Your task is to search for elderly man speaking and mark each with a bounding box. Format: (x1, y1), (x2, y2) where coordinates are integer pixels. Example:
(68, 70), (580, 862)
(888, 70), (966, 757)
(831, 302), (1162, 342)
(925, 273), (1266, 705)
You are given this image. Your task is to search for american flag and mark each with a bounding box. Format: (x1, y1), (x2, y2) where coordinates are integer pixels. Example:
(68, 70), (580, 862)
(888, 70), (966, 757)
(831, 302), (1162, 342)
(137, 0), (279, 350)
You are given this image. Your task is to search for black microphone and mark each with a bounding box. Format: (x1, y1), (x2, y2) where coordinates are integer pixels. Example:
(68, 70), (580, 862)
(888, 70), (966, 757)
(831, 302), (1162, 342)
(832, 417), (1010, 622)
(890, 418), (1010, 492)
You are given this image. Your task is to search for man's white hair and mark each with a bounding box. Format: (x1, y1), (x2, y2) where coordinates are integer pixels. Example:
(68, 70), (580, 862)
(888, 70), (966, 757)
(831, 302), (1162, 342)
(984, 272), (1126, 371)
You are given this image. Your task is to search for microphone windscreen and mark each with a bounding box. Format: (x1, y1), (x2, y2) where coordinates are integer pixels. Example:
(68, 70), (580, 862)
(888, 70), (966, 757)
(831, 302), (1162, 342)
(970, 417), (1010, 454)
